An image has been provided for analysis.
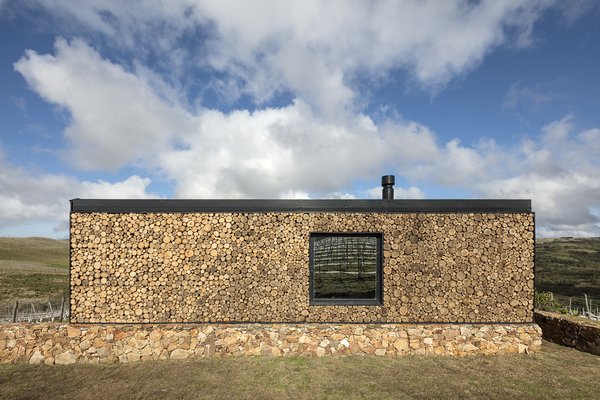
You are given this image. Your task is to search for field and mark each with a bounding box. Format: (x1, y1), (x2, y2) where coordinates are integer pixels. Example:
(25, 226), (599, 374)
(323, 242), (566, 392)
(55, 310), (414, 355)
(0, 237), (68, 269)
(535, 237), (600, 307)
(0, 341), (598, 400)
(0, 237), (69, 312)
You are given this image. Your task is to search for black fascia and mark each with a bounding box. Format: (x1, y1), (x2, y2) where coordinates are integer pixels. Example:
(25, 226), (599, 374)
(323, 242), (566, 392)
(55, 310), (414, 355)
(70, 199), (531, 214)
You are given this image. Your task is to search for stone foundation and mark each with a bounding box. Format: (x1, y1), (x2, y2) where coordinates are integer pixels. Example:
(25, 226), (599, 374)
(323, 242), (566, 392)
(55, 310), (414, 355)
(0, 323), (542, 364)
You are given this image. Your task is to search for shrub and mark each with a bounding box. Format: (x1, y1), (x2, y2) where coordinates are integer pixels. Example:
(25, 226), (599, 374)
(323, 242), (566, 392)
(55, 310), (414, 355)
(534, 291), (568, 314)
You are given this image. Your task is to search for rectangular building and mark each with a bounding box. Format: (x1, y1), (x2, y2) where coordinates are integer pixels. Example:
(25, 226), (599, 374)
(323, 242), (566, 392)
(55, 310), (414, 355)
(69, 197), (534, 324)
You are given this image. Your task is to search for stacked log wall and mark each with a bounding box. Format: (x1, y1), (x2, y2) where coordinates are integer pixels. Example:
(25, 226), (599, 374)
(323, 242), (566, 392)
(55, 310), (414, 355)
(70, 212), (535, 323)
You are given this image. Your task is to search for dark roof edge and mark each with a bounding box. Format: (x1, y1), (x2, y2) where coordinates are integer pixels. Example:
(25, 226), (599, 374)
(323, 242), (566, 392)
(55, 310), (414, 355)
(70, 199), (532, 213)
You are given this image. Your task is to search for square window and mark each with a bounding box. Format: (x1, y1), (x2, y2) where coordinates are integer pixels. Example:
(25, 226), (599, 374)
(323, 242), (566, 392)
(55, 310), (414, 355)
(309, 233), (383, 305)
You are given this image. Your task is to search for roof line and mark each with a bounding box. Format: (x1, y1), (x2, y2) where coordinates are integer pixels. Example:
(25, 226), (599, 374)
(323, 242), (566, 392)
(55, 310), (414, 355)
(70, 199), (532, 213)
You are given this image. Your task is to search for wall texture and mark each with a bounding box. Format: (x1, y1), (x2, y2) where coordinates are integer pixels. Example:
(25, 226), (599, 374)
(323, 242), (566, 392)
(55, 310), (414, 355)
(70, 211), (534, 323)
(0, 322), (542, 364)
(534, 311), (600, 355)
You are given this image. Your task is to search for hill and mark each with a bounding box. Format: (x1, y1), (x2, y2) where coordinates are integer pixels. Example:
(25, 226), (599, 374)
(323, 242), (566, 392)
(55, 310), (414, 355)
(0, 237), (69, 269)
(0, 237), (69, 311)
(535, 237), (600, 308)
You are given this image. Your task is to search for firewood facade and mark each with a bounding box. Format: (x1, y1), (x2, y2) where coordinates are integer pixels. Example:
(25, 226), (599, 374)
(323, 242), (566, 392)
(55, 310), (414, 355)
(69, 195), (534, 325)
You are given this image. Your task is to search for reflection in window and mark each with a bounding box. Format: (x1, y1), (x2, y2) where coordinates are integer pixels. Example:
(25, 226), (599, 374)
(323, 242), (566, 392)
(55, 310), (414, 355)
(310, 234), (382, 305)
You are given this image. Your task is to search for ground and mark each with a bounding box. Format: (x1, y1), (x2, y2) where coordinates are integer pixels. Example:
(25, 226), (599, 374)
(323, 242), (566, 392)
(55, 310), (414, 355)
(0, 237), (69, 268)
(0, 341), (598, 400)
(536, 237), (600, 308)
(0, 237), (68, 312)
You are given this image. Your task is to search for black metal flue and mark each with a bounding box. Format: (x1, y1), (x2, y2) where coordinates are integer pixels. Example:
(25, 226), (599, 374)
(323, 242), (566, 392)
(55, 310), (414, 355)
(382, 175), (395, 200)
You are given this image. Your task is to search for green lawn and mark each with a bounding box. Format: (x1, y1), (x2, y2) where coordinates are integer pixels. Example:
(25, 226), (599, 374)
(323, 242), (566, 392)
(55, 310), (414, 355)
(0, 341), (598, 400)
(0, 240), (599, 398)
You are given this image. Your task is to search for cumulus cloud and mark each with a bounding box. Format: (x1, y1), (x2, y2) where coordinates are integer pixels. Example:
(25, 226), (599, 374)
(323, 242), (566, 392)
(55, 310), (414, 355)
(12, 0), (560, 114)
(14, 38), (192, 170)
(476, 117), (600, 236)
(366, 186), (425, 200)
(14, 39), (439, 199)
(14, 37), (600, 236)
(162, 101), (441, 199)
(6, 2), (600, 237)
(79, 176), (155, 199)
(0, 151), (155, 230)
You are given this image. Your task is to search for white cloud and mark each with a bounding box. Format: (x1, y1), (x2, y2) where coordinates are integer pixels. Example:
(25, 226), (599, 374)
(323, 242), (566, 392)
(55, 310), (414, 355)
(159, 100), (438, 198)
(14, 38), (600, 236)
(0, 151), (155, 232)
(434, 139), (488, 186)
(7, 3), (600, 237)
(395, 186), (427, 200)
(326, 192), (357, 200)
(79, 176), (154, 199)
(13, 0), (559, 114)
(14, 38), (192, 170)
(476, 117), (600, 236)
(14, 39), (441, 199)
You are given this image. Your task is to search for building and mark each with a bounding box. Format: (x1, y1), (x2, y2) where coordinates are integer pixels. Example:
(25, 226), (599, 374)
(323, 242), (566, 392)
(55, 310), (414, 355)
(69, 176), (535, 326)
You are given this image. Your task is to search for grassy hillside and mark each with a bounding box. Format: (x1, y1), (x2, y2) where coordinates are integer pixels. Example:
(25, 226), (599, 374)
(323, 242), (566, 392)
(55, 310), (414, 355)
(535, 237), (600, 306)
(0, 237), (69, 269)
(0, 237), (69, 310)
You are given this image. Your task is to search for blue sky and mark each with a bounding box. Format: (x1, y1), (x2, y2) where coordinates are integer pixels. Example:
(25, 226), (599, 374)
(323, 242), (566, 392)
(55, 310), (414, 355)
(0, 0), (599, 238)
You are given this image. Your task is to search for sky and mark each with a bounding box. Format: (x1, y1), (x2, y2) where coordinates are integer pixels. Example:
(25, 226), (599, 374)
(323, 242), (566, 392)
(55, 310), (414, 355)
(0, 0), (599, 239)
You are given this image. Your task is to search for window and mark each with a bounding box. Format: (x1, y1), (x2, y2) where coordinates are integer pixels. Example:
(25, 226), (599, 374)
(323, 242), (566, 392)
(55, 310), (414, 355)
(309, 233), (383, 305)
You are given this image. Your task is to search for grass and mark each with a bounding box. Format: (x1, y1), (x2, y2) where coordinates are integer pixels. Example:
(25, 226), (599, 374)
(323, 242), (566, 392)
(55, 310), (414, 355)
(538, 309), (600, 327)
(0, 272), (68, 309)
(0, 237), (69, 269)
(535, 238), (600, 306)
(0, 341), (598, 400)
(0, 237), (69, 309)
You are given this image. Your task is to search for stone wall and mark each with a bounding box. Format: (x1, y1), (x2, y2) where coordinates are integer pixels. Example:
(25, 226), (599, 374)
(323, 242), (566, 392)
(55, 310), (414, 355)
(70, 212), (534, 323)
(534, 311), (600, 355)
(0, 323), (542, 364)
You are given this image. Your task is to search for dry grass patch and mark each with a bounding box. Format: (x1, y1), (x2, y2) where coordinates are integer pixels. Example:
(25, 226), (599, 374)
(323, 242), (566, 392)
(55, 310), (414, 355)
(0, 237), (69, 309)
(0, 272), (68, 309)
(0, 237), (69, 269)
(0, 341), (598, 400)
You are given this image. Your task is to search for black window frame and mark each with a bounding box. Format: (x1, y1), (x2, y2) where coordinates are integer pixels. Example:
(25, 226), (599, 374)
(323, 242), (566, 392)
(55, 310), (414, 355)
(309, 232), (383, 306)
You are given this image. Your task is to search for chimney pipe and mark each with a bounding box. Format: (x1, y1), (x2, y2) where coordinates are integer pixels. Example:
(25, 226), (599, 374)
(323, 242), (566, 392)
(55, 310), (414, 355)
(382, 175), (395, 200)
